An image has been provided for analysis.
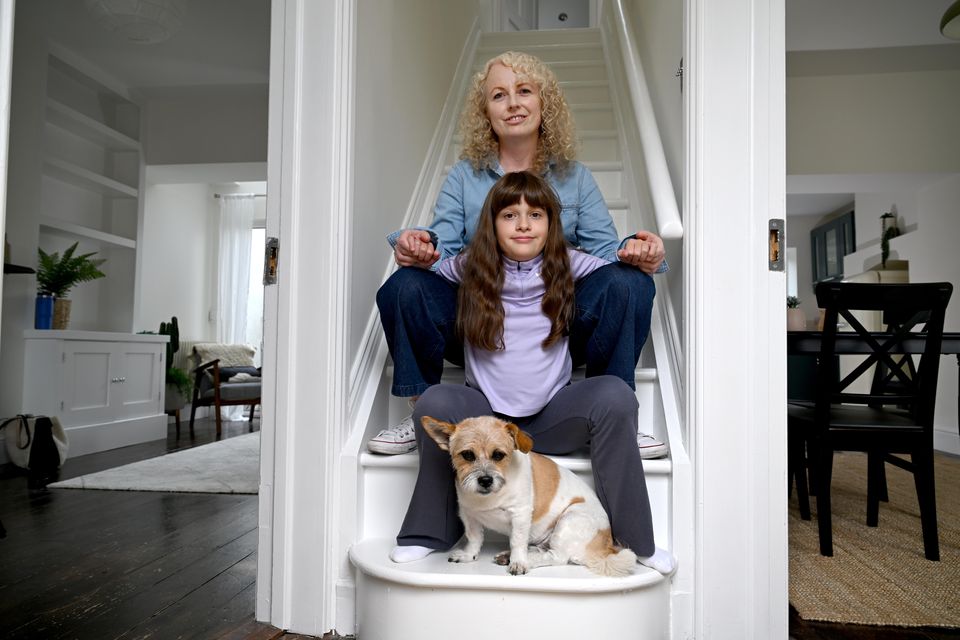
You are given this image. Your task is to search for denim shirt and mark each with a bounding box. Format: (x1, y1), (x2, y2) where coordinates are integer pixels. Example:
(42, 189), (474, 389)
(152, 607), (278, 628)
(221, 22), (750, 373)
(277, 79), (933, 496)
(387, 159), (669, 271)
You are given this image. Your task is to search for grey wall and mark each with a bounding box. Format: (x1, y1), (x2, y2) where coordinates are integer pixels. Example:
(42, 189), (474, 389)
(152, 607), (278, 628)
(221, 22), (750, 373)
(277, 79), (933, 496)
(624, 0), (684, 337)
(349, 0), (478, 372)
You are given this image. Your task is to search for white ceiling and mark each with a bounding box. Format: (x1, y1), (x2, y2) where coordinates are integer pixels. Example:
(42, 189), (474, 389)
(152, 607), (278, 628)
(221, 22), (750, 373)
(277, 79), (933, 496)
(786, 0), (956, 51)
(42, 0), (270, 89)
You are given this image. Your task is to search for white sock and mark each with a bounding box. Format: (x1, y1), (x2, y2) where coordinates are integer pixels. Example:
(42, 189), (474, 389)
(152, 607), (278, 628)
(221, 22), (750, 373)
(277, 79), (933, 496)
(390, 544), (435, 563)
(638, 548), (677, 575)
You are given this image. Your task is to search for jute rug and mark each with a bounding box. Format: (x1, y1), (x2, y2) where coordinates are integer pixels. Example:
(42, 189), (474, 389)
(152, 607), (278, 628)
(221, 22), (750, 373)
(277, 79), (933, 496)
(789, 450), (960, 627)
(48, 432), (259, 494)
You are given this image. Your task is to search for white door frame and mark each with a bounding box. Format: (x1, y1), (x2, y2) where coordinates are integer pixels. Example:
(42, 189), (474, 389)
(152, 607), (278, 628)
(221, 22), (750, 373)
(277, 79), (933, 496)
(257, 0), (356, 634)
(685, 0), (788, 637)
(256, 0), (788, 635)
(0, 0), (14, 328)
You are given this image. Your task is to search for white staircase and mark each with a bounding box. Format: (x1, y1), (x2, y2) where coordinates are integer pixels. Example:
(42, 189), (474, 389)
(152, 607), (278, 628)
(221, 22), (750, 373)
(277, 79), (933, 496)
(347, 26), (688, 640)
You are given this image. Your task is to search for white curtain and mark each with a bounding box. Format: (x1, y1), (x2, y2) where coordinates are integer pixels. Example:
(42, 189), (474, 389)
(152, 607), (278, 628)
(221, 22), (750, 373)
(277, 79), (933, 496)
(217, 194), (255, 419)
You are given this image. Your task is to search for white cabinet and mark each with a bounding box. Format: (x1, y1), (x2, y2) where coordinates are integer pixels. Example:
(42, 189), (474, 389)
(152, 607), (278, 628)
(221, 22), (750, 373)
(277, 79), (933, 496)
(22, 331), (168, 457)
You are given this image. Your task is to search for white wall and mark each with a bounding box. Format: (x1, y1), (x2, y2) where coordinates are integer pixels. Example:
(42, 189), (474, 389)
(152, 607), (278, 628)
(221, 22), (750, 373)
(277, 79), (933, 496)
(844, 175), (960, 453)
(0, 2), (50, 422)
(136, 183), (217, 339)
(787, 69), (960, 176)
(350, 0), (478, 366)
(136, 176), (268, 344)
(142, 85), (269, 165)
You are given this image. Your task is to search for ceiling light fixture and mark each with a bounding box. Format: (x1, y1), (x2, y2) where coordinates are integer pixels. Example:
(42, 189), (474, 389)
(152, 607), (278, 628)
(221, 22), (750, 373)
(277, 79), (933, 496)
(85, 0), (186, 45)
(942, 0), (960, 40)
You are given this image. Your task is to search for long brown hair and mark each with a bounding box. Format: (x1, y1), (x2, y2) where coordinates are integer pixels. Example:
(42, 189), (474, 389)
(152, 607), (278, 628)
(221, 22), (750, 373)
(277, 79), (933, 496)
(458, 172), (574, 351)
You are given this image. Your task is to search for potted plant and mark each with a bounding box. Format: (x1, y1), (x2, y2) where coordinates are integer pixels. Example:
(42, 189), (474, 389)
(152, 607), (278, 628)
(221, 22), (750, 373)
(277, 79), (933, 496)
(880, 212), (900, 268)
(159, 316), (192, 411)
(36, 242), (106, 329)
(787, 296), (806, 331)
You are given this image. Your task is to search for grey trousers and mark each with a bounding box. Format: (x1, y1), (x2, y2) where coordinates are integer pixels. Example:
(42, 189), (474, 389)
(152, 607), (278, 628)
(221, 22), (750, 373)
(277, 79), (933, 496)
(397, 375), (655, 557)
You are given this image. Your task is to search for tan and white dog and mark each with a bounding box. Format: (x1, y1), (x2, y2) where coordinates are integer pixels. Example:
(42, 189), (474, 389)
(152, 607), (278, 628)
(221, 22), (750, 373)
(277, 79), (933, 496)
(422, 415), (637, 577)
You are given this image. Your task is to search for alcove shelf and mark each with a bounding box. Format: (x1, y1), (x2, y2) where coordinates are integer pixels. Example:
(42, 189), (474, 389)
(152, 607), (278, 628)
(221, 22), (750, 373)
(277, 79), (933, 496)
(42, 157), (139, 199)
(3, 263), (35, 274)
(38, 216), (136, 250)
(45, 98), (141, 152)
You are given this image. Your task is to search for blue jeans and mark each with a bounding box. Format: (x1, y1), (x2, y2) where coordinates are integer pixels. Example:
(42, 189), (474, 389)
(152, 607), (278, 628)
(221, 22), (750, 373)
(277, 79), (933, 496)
(375, 262), (655, 397)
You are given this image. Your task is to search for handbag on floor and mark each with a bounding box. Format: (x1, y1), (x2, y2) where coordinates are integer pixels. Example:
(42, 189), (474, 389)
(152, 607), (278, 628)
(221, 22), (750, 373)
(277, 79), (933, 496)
(1, 414), (69, 488)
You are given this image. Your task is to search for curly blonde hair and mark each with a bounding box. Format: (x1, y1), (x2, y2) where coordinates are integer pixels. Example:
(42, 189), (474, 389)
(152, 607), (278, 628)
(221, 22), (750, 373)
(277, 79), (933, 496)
(459, 51), (577, 174)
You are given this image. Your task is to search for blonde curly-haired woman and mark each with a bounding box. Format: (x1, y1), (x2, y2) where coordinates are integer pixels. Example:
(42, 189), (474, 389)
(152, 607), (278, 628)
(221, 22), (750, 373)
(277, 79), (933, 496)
(371, 51), (669, 461)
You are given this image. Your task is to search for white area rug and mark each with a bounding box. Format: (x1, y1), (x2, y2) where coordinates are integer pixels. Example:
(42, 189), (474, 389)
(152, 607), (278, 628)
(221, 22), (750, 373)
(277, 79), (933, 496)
(49, 432), (259, 494)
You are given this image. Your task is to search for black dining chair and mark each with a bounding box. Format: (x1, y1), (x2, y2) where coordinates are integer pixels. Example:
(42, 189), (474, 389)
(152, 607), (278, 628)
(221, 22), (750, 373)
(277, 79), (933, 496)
(788, 281), (953, 560)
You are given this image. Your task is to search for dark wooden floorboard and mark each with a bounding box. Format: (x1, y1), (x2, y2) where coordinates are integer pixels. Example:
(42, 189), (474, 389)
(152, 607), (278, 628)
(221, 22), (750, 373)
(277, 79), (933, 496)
(3, 415), (958, 639)
(0, 417), (280, 640)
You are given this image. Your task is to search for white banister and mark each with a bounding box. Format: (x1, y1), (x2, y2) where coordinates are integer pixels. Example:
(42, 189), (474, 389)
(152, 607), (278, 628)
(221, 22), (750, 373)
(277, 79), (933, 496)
(608, 0), (683, 239)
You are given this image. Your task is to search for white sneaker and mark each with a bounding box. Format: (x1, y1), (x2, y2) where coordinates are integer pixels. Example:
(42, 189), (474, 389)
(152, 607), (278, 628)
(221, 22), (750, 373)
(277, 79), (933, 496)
(638, 432), (668, 459)
(368, 414), (418, 455)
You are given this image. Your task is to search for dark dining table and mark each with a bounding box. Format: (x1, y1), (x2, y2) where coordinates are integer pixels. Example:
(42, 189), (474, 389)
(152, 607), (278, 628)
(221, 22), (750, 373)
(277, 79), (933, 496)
(787, 331), (960, 426)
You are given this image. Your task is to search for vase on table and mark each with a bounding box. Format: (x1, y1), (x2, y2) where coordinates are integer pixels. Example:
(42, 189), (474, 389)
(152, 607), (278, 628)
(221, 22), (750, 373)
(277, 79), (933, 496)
(35, 295), (54, 329)
(787, 308), (807, 331)
(52, 298), (71, 330)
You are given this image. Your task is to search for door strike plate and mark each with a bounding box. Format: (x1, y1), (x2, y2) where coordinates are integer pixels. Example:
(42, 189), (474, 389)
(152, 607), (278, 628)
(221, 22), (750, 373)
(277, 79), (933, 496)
(769, 219), (784, 271)
(263, 237), (279, 285)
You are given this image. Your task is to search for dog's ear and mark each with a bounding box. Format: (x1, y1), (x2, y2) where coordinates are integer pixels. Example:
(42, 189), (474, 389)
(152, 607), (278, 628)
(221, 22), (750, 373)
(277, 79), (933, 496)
(505, 422), (534, 453)
(421, 416), (456, 451)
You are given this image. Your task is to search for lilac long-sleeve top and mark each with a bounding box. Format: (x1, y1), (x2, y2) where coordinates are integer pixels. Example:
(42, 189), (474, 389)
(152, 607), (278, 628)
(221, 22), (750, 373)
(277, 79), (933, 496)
(437, 249), (609, 416)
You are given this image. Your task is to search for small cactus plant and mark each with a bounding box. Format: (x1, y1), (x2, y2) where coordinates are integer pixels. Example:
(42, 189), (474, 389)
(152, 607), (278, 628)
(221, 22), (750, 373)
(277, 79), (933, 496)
(159, 316), (190, 397)
(159, 316), (180, 366)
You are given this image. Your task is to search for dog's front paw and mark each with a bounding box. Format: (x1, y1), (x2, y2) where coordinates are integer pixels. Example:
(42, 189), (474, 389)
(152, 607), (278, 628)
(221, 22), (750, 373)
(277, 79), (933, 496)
(448, 548), (478, 563)
(493, 550), (511, 566)
(508, 561), (529, 575)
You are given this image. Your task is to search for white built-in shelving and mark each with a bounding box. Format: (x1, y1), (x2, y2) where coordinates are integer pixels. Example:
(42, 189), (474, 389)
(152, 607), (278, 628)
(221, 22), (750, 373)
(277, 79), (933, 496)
(38, 50), (143, 332)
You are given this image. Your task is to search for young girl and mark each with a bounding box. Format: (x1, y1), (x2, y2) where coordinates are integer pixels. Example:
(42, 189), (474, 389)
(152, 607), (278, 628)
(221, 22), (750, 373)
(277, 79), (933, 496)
(390, 171), (675, 575)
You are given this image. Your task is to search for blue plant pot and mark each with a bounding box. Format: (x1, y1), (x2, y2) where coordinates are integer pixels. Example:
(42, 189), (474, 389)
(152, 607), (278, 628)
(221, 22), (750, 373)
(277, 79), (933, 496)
(35, 295), (54, 330)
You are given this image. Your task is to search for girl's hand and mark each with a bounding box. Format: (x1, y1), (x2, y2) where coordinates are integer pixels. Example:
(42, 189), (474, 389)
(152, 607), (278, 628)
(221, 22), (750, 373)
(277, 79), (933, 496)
(617, 230), (665, 275)
(395, 229), (440, 268)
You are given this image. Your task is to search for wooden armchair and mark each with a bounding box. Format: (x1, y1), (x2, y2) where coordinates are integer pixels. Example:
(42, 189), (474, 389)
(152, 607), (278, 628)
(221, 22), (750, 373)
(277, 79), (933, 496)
(188, 343), (261, 437)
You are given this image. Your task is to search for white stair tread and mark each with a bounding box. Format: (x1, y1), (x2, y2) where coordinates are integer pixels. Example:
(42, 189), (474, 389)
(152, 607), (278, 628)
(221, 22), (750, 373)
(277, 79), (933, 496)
(350, 538), (664, 593)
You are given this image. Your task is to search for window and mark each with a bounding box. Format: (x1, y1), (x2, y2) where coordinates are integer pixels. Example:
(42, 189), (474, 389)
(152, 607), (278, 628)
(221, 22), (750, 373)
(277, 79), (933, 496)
(810, 210), (855, 283)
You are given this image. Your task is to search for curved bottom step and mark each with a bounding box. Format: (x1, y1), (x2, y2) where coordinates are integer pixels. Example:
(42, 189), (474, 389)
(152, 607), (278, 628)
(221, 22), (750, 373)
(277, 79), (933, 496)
(349, 539), (670, 640)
